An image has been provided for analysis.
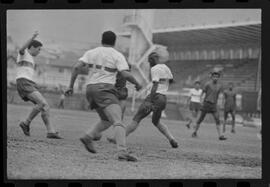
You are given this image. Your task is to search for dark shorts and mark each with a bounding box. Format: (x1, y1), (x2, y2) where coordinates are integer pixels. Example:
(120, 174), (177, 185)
(116, 87), (128, 100)
(133, 93), (166, 125)
(201, 101), (217, 113)
(16, 78), (38, 102)
(224, 105), (236, 113)
(189, 101), (201, 112)
(86, 83), (120, 110)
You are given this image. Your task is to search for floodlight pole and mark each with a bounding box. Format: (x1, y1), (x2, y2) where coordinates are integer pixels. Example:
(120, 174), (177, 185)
(125, 10), (155, 112)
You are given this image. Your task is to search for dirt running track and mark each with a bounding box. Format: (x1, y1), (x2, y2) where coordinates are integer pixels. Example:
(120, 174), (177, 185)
(7, 104), (261, 179)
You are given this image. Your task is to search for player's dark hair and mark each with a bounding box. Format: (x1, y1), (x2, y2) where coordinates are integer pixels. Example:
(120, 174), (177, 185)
(211, 72), (220, 77)
(148, 52), (158, 67)
(101, 31), (116, 46)
(28, 40), (43, 49)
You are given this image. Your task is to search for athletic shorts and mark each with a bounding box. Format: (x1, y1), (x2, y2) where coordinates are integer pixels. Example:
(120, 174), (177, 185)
(224, 106), (236, 114)
(86, 83), (120, 110)
(189, 101), (201, 112)
(116, 87), (128, 100)
(16, 78), (38, 102)
(133, 93), (166, 124)
(201, 101), (217, 113)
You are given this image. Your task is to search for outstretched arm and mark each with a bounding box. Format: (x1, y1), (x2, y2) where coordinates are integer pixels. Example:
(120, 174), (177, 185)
(66, 61), (87, 95)
(19, 31), (39, 55)
(119, 70), (142, 91)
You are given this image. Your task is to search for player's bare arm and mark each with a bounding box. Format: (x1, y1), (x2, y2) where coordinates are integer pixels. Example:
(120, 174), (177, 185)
(66, 61), (86, 95)
(19, 31), (39, 55)
(119, 70), (142, 91)
(200, 91), (206, 103)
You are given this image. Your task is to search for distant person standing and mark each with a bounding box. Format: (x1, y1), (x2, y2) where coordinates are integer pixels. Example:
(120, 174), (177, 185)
(186, 81), (203, 129)
(16, 31), (62, 139)
(192, 68), (227, 141)
(222, 82), (237, 133)
(58, 88), (66, 109)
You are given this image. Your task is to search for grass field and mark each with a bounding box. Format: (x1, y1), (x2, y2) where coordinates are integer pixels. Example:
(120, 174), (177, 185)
(7, 104), (261, 179)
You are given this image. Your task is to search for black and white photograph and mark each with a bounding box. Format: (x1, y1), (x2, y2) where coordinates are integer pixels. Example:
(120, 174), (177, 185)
(6, 9), (261, 179)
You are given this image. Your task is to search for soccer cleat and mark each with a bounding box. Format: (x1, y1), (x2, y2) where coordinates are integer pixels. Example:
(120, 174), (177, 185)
(219, 135), (227, 141)
(47, 132), (63, 139)
(107, 137), (116, 144)
(93, 134), (102, 141)
(80, 136), (97, 153)
(19, 122), (30, 136)
(231, 129), (236, 134)
(191, 132), (197, 138)
(186, 123), (190, 129)
(117, 151), (138, 162)
(169, 139), (178, 148)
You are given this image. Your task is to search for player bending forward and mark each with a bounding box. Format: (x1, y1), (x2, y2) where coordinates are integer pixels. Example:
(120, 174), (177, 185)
(191, 68), (227, 141)
(108, 50), (179, 148)
(17, 31), (62, 139)
(65, 31), (142, 162)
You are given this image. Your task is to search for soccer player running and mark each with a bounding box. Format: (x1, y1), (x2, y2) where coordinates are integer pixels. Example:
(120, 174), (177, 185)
(222, 82), (237, 134)
(108, 51), (179, 148)
(17, 31), (62, 139)
(92, 66), (130, 141)
(65, 31), (142, 161)
(186, 81), (203, 129)
(191, 68), (227, 141)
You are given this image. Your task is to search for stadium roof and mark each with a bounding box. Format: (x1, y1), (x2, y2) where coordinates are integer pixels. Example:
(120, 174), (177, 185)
(119, 21), (261, 50)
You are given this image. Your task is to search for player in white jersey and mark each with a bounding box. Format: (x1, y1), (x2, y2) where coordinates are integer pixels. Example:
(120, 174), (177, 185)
(108, 51), (179, 148)
(186, 81), (203, 129)
(16, 31), (62, 139)
(65, 31), (142, 161)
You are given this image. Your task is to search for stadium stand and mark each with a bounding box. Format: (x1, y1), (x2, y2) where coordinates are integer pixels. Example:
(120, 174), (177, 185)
(167, 58), (258, 92)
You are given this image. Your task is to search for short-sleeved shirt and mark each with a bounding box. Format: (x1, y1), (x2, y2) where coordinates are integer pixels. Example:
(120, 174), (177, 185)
(79, 46), (129, 85)
(16, 49), (35, 81)
(224, 89), (236, 108)
(203, 81), (223, 104)
(151, 64), (173, 95)
(190, 88), (203, 103)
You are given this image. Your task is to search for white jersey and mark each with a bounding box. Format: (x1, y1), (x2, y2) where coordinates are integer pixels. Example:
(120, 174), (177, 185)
(189, 88), (203, 103)
(16, 49), (35, 81)
(151, 64), (173, 95)
(79, 46), (129, 85)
